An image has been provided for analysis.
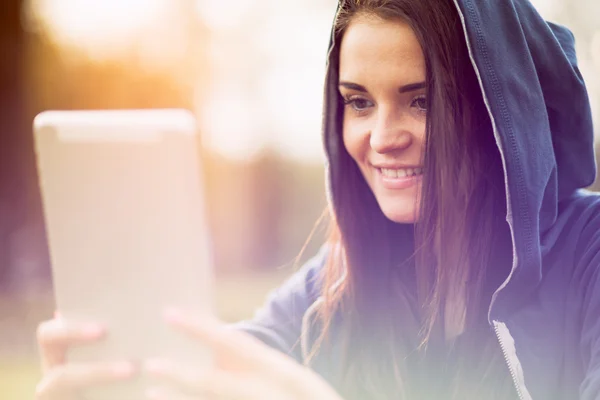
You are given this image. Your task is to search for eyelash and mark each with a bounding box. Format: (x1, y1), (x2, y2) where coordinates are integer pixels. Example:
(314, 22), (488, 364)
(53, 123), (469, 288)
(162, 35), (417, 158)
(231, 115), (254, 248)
(411, 95), (427, 114)
(342, 94), (428, 116)
(342, 95), (373, 115)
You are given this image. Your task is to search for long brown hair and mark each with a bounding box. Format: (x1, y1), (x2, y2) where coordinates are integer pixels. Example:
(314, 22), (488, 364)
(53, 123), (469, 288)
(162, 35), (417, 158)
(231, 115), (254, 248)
(310, 0), (510, 398)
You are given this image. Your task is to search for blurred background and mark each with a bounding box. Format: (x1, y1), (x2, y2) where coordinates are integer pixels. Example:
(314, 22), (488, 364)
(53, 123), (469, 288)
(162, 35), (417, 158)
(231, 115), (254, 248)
(0, 0), (598, 397)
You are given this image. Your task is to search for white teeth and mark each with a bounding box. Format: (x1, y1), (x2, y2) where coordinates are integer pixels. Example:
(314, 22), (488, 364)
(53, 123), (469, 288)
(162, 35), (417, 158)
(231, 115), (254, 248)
(380, 167), (423, 178)
(381, 168), (397, 178)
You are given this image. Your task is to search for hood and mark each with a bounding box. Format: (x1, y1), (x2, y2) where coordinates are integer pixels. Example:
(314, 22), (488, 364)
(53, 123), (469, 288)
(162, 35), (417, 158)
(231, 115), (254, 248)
(321, 0), (596, 319)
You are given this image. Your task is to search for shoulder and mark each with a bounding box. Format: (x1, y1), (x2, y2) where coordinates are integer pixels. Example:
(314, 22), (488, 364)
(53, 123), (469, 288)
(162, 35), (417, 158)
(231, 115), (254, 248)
(250, 244), (330, 321)
(537, 191), (600, 292)
(553, 191), (600, 296)
(274, 244), (330, 304)
(559, 191), (600, 258)
(231, 245), (330, 359)
(548, 190), (600, 254)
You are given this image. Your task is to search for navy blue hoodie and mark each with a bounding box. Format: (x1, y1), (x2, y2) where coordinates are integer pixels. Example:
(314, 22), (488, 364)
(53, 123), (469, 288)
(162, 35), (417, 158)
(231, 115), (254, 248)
(237, 0), (600, 399)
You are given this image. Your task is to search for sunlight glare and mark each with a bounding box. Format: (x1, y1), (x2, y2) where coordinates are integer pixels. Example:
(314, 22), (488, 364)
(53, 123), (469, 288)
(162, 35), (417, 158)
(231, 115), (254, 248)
(195, 0), (254, 31)
(198, 84), (267, 161)
(34, 0), (167, 58)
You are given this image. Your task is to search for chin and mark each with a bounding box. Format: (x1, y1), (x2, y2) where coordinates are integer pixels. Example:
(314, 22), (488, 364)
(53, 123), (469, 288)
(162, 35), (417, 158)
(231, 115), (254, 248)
(380, 205), (418, 224)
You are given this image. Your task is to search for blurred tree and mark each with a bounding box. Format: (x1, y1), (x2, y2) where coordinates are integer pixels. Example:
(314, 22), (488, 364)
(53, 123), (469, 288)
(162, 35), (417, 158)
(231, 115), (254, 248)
(249, 151), (285, 270)
(0, 0), (22, 289)
(0, 0), (52, 294)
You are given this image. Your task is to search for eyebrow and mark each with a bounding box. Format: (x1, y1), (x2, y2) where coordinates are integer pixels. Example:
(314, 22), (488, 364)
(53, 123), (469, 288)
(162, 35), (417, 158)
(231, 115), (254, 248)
(338, 81), (426, 94)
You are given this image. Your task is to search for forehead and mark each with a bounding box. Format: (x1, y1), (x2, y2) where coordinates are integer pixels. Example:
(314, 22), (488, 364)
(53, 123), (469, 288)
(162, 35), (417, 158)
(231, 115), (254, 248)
(339, 15), (425, 80)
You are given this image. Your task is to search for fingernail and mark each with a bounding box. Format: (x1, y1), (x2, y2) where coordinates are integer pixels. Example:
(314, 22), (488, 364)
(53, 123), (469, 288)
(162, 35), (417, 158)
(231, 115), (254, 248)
(82, 324), (104, 338)
(113, 361), (135, 377)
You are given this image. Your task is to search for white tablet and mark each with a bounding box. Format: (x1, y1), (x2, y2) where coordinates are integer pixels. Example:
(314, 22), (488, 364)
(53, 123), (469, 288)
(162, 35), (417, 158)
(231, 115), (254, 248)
(34, 109), (214, 399)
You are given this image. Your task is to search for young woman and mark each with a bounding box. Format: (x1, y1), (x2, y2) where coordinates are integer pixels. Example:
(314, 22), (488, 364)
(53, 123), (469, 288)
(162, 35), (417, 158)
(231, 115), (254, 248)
(35, 0), (600, 399)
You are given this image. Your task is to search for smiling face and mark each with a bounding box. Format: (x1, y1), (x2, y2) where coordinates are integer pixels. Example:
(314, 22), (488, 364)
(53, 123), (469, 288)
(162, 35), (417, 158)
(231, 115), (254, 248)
(339, 15), (427, 224)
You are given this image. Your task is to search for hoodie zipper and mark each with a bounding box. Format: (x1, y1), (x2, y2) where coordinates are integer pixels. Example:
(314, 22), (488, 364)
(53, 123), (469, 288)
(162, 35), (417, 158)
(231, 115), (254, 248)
(449, 1), (530, 398)
(494, 322), (525, 400)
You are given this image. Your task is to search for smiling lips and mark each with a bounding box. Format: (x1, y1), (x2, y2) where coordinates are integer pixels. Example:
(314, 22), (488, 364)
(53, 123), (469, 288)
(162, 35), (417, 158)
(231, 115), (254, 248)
(379, 167), (423, 178)
(374, 166), (423, 190)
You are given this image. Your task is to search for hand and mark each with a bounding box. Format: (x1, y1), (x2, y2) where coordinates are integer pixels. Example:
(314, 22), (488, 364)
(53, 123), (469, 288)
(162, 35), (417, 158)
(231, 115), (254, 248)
(144, 309), (344, 400)
(35, 314), (137, 400)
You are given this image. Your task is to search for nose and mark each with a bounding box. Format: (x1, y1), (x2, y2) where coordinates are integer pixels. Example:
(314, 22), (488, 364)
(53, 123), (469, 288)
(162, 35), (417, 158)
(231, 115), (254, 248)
(369, 108), (413, 154)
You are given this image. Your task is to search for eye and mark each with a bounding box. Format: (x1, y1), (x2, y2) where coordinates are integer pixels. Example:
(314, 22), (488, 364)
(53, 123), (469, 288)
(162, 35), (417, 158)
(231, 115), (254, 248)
(411, 95), (427, 114)
(342, 95), (374, 114)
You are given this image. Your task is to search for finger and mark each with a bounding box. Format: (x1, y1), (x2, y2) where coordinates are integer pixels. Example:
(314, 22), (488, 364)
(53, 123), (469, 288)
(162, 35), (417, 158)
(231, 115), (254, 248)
(144, 359), (278, 400)
(36, 361), (136, 400)
(163, 309), (280, 369)
(37, 318), (105, 371)
(164, 310), (303, 386)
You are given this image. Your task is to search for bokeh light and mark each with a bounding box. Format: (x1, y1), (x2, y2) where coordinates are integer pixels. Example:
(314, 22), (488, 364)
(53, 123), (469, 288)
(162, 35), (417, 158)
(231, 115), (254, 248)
(29, 0), (168, 59)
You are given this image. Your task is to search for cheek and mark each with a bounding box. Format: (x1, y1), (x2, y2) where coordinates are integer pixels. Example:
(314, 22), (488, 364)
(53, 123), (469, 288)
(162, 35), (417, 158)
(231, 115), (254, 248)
(342, 120), (369, 162)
